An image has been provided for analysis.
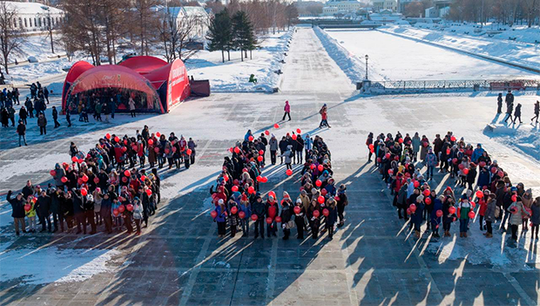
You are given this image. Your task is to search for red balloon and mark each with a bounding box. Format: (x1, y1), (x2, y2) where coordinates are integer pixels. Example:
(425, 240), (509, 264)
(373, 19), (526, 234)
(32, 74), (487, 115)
(122, 177), (128, 183)
(479, 161), (486, 168)
(369, 144), (374, 150)
(248, 136), (254, 142)
(458, 164), (465, 170)
(114, 136), (120, 143)
(211, 211), (218, 218)
(318, 164), (324, 172)
(512, 195), (517, 202)
(239, 211), (246, 219)
(398, 138), (403, 144)
(296, 129), (302, 134)
(322, 208), (329, 217)
(425, 197), (432, 205)
(409, 204), (417, 213)
(118, 205), (125, 213)
(388, 169), (393, 175)
(448, 206), (456, 214)
(50, 170), (56, 177)
(172, 146), (177, 152)
(124, 139), (128, 145)
(251, 214), (258, 221)
(286, 169), (293, 176)
(498, 170), (504, 178)
(156, 132), (161, 138)
(24, 204), (31, 212)
(385, 153), (391, 159)
(231, 206), (238, 214)
(72, 156), (78, 163)
(476, 190), (484, 198)
(406, 208), (412, 215)
(315, 180), (322, 187)
(154, 147), (160, 153)
(376, 157), (382, 163)
(248, 186), (255, 194)
(446, 148), (451, 155)
(113, 209), (119, 216)
(124, 170), (131, 177)
(77, 178), (83, 185)
(223, 175), (229, 182)
(463, 168), (469, 175)
(310, 164), (316, 170)
(452, 158), (458, 164)
(127, 204), (134, 212)
(470, 201), (476, 208)
(468, 211), (475, 219)
(61, 176), (68, 183)
(261, 177), (268, 183)
(266, 217), (273, 224)
(321, 189), (327, 196)
(294, 206), (301, 214)
(265, 130), (270, 136)
(81, 188), (88, 196)
(234, 147), (240, 154)
(436, 210), (443, 217)
(312, 210), (320, 218)
(232, 186), (239, 192)
(259, 150), (264, 155)
(148, 139), (154, 145)
(292, 134), (297, 140)
(146, 189), (152, 196)
(94, 177), (100, 184)
(105, 133), (111, 139)
(413, 181), (420, 188)
(423, 189), (430, 197)
(164, 148), (170, 154)
(140, 175), (146, 181)
(257, 156), (263, 162)
(318, 196), (325, 204)
(275, 216), (282, 223)
(274, 123), (279, 129)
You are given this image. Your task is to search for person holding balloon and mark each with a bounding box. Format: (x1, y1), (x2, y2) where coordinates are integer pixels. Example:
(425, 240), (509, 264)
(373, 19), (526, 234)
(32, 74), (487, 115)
(324, 198), (338, 240)
(507, 196), (530, 242)
(280, 197), (293, 240)
(483, 193), (497, 238)
(251, 194), (266, 239)
(214, 199), (228, 238)
(430, 196), (444, 238)
(457, 194), (473, 238)
(442, 195), (456, 237)
(238, 195), (251, 237)
(293, 199), (305, 239)
(308, 199), (321, 239)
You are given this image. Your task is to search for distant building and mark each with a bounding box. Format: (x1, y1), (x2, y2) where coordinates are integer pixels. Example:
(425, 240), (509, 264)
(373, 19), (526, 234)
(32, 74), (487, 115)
(369, 9), (403, 23)
(397, 0), (421, 13)
(323, 0), (363, 16)
(159, 6), (210, 42)
(4, 1), (64, 32)
(372, 0), (397, 12)
(425, 0), (452, 18)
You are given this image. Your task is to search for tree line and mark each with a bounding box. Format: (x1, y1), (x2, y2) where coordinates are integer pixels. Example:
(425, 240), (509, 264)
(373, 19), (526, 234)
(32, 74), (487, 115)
(445, 0), (539, 26)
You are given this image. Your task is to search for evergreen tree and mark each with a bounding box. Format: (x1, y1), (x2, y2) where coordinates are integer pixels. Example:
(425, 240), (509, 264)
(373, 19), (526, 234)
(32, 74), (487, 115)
(206, 9), (232, 63)
(232, 11), (257, 61)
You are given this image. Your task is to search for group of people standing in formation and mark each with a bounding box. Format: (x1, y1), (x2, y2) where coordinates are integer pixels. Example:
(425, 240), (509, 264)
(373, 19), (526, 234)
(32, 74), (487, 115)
(7, 125), (198, 237)
(498, 90), (540, 125)
(210, 129), (347, 241)
(367, 130), (540, 243)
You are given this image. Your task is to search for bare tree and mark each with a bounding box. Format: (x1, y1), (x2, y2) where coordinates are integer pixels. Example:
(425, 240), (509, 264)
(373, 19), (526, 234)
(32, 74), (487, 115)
(158, 7), (206, 61)
(132, 0), (160, 56)
(0, 1), (24, 74)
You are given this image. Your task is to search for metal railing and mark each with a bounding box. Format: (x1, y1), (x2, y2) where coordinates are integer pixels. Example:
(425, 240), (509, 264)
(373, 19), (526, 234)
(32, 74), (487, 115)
(370, 79), (540, 92)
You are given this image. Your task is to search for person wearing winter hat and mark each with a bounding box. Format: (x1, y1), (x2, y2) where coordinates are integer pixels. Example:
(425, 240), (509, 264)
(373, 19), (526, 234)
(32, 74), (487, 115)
(214, 199), (228, 237)
(239, 194), (251, 237)
(252, 193), (266, 239)
(458, 194), (472, 238)
(508, 196), (530, 241)
(336, 184), (348, 226)
(133, 197), (144, 235)
(294, 198), (305, 239)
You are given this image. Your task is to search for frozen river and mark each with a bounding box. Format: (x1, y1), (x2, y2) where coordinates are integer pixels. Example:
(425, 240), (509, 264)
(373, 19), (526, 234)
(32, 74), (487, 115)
(325, 29), (538, 81)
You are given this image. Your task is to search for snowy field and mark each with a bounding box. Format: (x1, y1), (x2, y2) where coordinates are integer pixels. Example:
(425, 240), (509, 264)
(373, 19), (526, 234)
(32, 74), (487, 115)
(0, 27), (538, 303)
(322, 28), (538, 82)
(380, 24), (540, 73)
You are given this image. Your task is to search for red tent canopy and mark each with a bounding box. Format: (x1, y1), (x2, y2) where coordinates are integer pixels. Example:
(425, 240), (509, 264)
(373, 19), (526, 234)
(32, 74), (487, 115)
(62, 56), (191, 114)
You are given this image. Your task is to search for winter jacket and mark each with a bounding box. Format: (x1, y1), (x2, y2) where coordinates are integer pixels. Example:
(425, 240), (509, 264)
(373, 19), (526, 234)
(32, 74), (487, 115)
(17, 123), (26, 135)
(269, 137), (278, 151)
(133, 202), (144, 220)
(280, 202), (293, 223)
(7, 191), (26, 218)
(214, 205), (227, 222)
(484, 199), (497, 222)
(25, 202), (36, 218)
(251, 199), (266, 218)
(508, 202), (529, 225)
(37, 116), (47, 127)
(36, 195), (51, 216)
(477, 169), (490, 189)
(531, 204), (540, 225)
(471, 147), (484, 163)
(457, 201), (471, 220)
(425, 152), (437, 167)
(281, 149), (293, 164)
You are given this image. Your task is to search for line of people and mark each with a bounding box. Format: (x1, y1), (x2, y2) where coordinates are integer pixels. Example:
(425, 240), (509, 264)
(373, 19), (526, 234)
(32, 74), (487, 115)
(367, 131), (539, 244)
(497, 90), (539, 125)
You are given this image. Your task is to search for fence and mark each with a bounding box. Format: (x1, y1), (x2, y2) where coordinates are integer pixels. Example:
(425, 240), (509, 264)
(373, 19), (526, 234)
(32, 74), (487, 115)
(368, 79), (540, 94)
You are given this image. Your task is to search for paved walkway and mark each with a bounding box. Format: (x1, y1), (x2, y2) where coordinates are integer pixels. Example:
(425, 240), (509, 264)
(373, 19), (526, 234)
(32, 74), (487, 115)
(0, 28), (538, 306)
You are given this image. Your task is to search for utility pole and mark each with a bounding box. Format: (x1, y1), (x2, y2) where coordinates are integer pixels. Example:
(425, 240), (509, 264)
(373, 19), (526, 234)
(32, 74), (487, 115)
(365, 54), (369, 80)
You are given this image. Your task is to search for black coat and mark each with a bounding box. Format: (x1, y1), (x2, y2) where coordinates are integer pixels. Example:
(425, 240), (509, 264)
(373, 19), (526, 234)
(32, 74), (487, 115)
(7, 191), (25, 218)
(36, 195), (51, 215)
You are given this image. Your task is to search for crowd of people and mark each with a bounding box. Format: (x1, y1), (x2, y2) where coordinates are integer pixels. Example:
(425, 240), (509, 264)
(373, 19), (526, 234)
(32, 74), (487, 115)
(367, 131), (540, 243)
(7, 125), (199, 237)
(209, 129), (348, 241)
(497, 90), (540, 125)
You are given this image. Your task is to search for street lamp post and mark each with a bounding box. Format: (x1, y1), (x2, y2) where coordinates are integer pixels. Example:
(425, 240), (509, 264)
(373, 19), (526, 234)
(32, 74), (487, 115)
(365, 54), (369, 80)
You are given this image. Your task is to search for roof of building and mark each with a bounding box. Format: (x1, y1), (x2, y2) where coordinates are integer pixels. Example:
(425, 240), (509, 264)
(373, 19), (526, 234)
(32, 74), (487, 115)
(5, 1), (64, 15)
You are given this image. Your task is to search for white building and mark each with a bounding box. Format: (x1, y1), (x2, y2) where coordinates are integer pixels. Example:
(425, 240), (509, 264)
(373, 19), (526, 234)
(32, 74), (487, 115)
(160, 6), (210, 42)
(323, 0), (364, 15)
(369, 9), (403, 23)
(4, 1), (65, 32)
(372, 0), (397, 12)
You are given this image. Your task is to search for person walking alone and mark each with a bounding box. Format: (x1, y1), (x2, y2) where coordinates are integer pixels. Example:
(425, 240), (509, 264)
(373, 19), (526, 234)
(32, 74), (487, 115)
(319, 104), (330, 128)
(17, 120), (27, 146)
(512, 103), (522, 124)
(282, 100), (291, 121)
(38, 113), (47, 135)
(531, 101), (539, 125)
(496, 93), (503, 114)
(129, 97), (136, 118)
(52, 106), (60, 128)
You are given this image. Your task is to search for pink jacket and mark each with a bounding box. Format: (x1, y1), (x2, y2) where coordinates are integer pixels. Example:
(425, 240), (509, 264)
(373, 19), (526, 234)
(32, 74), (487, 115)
(284, 103), (290, 112)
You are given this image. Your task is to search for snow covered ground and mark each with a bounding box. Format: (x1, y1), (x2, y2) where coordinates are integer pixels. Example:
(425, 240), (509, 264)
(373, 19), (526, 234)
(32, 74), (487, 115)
(0, 28), (538, 294)
(380, 24), (540, 73)
(321, 28), (539, 82)
(185, 31), (291, 92)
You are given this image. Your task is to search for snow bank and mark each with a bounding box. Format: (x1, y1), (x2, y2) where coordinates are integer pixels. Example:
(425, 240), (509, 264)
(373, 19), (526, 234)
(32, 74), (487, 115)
(0, 243), (119, 285)
(185, 30), (292, 93)
(313, 26), (384, 83)
(484, 123), (540, 162)
(380, 25), (540, 74)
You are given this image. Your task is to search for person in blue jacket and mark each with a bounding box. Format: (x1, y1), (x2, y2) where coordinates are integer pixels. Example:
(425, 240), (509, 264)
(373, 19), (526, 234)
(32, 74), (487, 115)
(471, 144), (485, 163)
(431, 196), (444, 238)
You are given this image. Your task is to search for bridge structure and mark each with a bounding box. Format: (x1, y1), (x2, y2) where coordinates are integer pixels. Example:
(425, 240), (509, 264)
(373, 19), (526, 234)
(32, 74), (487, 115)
(300, 18), (381, 29)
